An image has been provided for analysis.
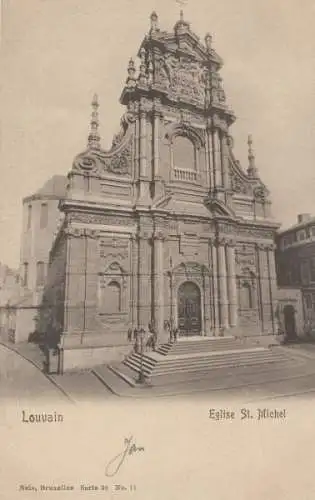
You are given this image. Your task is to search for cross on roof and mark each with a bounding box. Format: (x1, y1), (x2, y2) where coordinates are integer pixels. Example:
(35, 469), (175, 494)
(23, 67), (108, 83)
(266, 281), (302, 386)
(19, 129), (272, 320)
(176, 0), (188, 19)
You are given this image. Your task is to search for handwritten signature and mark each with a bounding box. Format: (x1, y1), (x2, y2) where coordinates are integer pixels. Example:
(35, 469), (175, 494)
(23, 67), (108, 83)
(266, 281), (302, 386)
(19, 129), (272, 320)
(105, 436), (145, 477)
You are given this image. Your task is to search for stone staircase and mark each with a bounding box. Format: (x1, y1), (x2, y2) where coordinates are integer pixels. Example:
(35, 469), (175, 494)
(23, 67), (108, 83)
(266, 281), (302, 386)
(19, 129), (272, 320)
(122, 336), (293, 381)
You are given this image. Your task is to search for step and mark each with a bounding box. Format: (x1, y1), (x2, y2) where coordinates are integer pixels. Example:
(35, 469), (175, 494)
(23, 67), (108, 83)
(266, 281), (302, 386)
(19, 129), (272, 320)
(123, 356), (289, 379)
(129, 347), (267, 365)
(150, 357), (293, 378)
(157, 339), (244, 355)
(124, 351), (291, 378)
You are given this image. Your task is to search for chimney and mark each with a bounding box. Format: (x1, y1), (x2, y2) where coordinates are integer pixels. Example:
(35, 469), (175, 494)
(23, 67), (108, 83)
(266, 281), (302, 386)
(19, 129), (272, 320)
(297, 213), (311, 223)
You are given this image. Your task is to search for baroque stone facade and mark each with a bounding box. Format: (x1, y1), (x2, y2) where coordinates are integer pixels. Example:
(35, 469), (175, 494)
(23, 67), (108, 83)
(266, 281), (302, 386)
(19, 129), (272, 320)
(43, 12), (280, 369)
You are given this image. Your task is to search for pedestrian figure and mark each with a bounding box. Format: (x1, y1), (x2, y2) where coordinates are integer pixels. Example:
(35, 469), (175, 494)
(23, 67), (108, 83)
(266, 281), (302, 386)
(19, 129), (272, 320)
(127, 327), (133, 342)
(173, 327), (178, 342)
(133, 327), (138, 341)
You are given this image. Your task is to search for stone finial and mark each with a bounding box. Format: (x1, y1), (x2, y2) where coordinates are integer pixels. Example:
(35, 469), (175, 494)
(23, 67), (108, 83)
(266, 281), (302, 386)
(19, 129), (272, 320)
(247, 134), (259, 178)
(150, 11), (159, 32)
(87, 93), (101, 150)
(205, 33), (212, 51)
(126, 58), (137, 87)
(174, 0), (190, 32)
(138, 47), (147, 85)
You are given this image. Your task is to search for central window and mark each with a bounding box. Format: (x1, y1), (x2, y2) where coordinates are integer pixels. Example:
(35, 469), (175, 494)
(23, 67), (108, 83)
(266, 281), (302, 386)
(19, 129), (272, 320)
(173, 136), (196, 170)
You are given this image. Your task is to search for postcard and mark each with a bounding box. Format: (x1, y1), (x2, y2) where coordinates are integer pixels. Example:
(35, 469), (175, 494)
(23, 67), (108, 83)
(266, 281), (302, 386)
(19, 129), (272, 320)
(1, 0), (315, 498)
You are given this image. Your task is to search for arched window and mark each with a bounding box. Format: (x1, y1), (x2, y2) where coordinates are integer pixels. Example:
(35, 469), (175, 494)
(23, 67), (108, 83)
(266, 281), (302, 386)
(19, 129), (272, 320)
(172, 136), (196, 170)
(36, 261), (45, 287)
(106, 280), (121, 313)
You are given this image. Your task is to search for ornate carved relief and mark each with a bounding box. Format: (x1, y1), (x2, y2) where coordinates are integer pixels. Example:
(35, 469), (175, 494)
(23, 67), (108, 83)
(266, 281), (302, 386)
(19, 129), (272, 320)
(237, 227), (275, 239)
(68, 212), (135, 227)
(171, 262), (211, 285)
(100, 238), (129, 260)
(72, 127), (133, 177)
(154, 53), (207, 106)
(63, 227), (99, 239)
(253, 185), (268, 202)
(235, 244), (257, 275)
(230, 170), (252, 195)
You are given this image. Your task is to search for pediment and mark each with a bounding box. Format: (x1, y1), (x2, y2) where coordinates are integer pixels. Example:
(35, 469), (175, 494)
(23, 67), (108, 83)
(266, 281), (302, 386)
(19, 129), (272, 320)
(205, 198), (236, 219)
(151, 193), (236, 220)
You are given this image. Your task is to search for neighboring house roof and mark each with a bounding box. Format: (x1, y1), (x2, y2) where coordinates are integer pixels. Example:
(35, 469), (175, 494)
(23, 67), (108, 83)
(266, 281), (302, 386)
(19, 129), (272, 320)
(23, 175), (68, 202)
(277, 216), (315, 237)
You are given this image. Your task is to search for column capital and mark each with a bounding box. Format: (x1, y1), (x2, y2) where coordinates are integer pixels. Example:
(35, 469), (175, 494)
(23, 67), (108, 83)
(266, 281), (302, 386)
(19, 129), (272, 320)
(256, 242), (276, 251)
(153, 230), (165, 241)
(226, 237), (237, 248)
(215, 236), (233, 247)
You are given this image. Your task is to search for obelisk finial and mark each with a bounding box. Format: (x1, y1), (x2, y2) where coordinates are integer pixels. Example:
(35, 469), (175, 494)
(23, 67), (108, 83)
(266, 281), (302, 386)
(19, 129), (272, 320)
(87, 93), (101, 150)
(247, 134), (258, 178)
(150, 11), (159, 32)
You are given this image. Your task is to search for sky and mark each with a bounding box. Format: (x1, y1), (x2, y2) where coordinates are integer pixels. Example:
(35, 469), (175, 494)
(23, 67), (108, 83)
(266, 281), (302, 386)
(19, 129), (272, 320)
(1, 0), (315, 269)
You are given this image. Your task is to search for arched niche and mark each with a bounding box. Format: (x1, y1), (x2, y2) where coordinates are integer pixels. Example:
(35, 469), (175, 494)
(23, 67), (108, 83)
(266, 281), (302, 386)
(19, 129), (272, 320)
(237, 268), (257, 311)
(99, 262), (128, 314)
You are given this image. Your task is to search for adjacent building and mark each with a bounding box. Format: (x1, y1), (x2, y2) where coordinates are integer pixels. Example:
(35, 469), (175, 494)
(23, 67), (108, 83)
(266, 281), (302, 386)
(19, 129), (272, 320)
(0, 175), (67, 343)
(276, 213), (315, 339)
(39, 12), (281, 371)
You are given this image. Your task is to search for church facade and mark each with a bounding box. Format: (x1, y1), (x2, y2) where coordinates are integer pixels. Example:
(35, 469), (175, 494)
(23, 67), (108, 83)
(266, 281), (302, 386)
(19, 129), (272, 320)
(43, 12), (280, 370)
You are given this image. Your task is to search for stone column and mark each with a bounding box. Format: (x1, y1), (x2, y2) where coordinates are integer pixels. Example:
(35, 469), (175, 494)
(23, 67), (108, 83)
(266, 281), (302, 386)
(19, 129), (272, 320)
(138, 108), (150, 203)
(266, 243), (277, 335)
(83, 229), (100, 335)
(137, 231), (151, 329)
(212, 129), (222, 189)
(257, 243), (270, 332)
(210, 238), (219, 332)
(207, 128), (214, 191)
(153, 113), (159, 177)
(153, 231), (164, 341)
(139, 111), (147, 177)
(130, 234), (138, 329)
(220, 134), (230, 191)
(226, 239), (238, 327)
(217, 238), (229, 330)
(205, 128), (212, 190)
(152, 109), (163, 200)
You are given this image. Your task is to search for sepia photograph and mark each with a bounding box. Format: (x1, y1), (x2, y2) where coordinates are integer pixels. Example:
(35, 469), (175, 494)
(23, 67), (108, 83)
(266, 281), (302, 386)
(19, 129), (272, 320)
(1, 0), (315, 498)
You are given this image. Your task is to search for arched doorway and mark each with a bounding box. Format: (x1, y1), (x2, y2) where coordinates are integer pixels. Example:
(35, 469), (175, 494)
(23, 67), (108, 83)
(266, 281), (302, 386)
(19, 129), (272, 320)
(283, 305), (297, 340)
(177, 281), (201, 336)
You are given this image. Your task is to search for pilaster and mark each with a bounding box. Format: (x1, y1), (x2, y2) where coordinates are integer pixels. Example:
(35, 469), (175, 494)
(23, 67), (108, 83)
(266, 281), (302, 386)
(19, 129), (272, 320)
(266, 243), (277, 335)
(153, 231), (165, 340)
(216, 237), (229, 330)
(130, 234), (138, 329)
(226, 239), (238, 328)
(137, 230), (151, 328)
(137, 102), (151, 205)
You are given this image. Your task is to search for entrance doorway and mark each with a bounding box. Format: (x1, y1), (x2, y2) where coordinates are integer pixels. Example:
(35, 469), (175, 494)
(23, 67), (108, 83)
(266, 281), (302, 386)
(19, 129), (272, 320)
(283, 305), (297, 340)
(177, 281), (201, 336)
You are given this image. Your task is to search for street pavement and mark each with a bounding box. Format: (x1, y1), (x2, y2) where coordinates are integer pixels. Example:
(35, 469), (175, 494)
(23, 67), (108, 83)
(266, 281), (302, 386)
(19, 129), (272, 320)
(2, 341), (315, 403)
(0, 343), (67, 401)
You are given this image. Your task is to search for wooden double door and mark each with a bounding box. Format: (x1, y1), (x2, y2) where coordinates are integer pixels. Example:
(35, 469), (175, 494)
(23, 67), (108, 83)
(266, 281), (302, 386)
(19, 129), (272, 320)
(177, 281), (201, 335)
